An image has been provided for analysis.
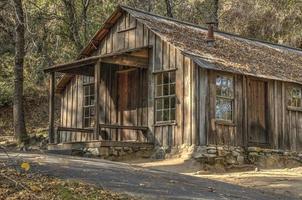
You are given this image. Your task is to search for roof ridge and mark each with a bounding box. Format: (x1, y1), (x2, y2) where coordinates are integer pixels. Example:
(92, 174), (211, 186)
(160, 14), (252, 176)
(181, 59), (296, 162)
(120, 4), (302, 53)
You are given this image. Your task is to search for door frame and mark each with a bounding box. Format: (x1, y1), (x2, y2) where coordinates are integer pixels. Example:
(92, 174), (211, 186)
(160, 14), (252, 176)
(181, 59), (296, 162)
(246, 77), (269, 146)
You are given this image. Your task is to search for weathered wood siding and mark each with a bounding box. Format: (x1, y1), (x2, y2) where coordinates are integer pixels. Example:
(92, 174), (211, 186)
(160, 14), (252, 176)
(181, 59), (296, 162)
(60, 75), (84, 141)
(59, 11), (302, 151)
(59, 12), (200, 146)
(203, 68), (302, 151)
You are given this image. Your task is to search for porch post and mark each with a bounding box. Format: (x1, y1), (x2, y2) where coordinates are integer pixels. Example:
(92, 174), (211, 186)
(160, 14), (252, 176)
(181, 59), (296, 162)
(49, 72), (55, 144)
(94, 60), (101, 140)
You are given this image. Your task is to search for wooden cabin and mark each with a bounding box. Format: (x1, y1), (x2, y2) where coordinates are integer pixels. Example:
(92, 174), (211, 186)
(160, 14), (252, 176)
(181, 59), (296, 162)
(45, 5), (302, 152)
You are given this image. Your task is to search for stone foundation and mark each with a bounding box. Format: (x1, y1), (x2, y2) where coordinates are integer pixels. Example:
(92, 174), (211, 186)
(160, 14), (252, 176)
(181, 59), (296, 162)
(77, 146), (154, 161)
(192, 145), (302, 169)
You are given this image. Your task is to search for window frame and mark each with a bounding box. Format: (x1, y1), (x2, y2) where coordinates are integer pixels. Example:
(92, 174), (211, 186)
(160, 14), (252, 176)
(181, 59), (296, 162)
(287, 85), (302, 111)
(215, 73), (235, 123)
(83, 76), (95, 128)
(154, 70), (177, 124)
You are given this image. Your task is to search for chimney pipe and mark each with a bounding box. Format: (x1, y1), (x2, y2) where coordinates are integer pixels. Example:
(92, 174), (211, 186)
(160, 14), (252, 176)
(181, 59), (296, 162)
(206, 22), (216, 47)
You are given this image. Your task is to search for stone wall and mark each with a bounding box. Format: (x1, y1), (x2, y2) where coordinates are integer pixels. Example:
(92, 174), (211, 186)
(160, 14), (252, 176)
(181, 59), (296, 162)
(192, 145), (302, 169)
(81, 146), (154, 161)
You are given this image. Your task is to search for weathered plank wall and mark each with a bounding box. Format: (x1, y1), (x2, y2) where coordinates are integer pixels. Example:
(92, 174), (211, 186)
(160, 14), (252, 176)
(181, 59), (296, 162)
(60, 12), (200, 146)
(96, 13), (200, 146)
(59, 11), (302, 151)
(203, 68), (302, 151)
(60, 75), (84, 142)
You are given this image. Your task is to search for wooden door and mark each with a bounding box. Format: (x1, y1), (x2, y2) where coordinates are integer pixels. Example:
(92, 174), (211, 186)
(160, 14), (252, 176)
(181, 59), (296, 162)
(247, 79), (268, 145)
(116, 69), (139, 140)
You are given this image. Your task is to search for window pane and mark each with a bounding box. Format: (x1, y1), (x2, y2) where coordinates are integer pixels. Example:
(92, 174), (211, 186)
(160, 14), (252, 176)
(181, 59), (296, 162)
(156, 99), (163, 110)
(163, 84), (169, 95)
(288, 87), (302, 107)
(170, 71), (176, 83)
(163, 110), (169, 121)
(156, 85), (163, 96)
(163, 73), (169, 84)
(90, 118), (95, 127)
(84, 86), (90, 95)
(170, 97), (176, 109)
(84, 108), (90, 117)
(90, 96), (95, 105)
(156, 74), (163, 85)
(156, 110), (163, 122)
(90, 107), (95, 116)
(216, 98), (232, 120)
(170, 83), (175, 95)
(85, 97), (90, 105)
(84, 118), (90, 127)
(164, 98), (170, 109)
(90, 85), (95, 95)
(216, 75), (233, 97)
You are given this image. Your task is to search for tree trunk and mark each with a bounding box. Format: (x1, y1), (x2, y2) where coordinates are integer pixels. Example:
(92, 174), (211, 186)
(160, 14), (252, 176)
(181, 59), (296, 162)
(213, 0), (219, 29)
(13, 0), (27, 144)
(62, 0), (83, 52)
(165, 0), (173, 18)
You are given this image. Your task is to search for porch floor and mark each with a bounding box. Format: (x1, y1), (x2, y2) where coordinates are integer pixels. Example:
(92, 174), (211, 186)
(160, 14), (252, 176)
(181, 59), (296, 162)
(48, 140), (154, 151)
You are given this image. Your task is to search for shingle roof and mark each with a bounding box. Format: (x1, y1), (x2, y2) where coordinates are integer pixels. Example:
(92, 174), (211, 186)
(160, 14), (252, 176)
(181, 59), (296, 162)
(54, 5), (302, 92)
(122, 6), (302, 84)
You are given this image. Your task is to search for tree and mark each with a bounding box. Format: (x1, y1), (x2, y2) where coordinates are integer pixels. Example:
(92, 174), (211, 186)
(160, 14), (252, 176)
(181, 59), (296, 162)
(12, 0), (27, 143)
(164, 0), (173, 17)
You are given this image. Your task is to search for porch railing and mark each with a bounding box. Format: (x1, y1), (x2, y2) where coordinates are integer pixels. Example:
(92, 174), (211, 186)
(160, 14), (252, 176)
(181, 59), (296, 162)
(55, 124), (150, 144)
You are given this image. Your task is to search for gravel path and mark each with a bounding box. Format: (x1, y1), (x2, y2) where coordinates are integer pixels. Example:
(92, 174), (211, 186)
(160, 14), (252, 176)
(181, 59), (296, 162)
(0, 152), (297, 200)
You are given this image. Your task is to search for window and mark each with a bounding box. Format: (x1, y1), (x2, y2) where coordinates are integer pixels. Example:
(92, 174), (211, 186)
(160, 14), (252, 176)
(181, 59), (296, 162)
(155, 71), (176, 123)
(215, 75), (234, 121)
(288, 87), (302, 108)
(83, 76), (95, 128)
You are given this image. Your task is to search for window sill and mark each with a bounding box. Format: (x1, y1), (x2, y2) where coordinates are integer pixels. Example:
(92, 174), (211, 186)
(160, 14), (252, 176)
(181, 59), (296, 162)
(154, 121), (177, 127)
(287, 106), (302, 112)
(215, 120), (236, 126)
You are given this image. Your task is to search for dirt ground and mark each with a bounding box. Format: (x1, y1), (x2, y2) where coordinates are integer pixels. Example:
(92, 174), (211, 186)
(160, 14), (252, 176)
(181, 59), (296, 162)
(128, 158), (302, 199)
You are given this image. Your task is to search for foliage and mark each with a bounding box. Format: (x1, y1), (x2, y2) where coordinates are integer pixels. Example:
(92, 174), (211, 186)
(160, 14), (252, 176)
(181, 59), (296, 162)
(0, 0), (301, 106)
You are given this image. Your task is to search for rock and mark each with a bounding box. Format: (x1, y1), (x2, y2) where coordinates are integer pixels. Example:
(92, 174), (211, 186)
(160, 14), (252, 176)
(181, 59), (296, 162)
(193, 152), (204, 159)
(99, 147), (109, 157)
(226, 155), (237, 165)
(249, 152), (259, 156)
(195, 146), (207, 153)
(203, 153), (217, 158)
(283, 151), (291, 156)
(151, 147), (166, 159)
(207, 149), (217, 154)
(231, 150), (241, 157)
(272, 149), (284, 154)
(87, 148), (100, 156)
(237, 155), (245, 165)
(248, 147), (262, 152)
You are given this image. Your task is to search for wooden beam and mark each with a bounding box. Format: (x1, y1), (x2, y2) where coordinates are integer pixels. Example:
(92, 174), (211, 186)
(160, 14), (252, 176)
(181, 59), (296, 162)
(95, 61), (101, 140)
(45, 46), (151, 74)
(49, 72), (55, 144)
(44, 56), (99, 73)
(99, 124), (148, 131)
(48, 141), (154, 151)
(102, 54), (148, 68)
(57, 126), (94, 133)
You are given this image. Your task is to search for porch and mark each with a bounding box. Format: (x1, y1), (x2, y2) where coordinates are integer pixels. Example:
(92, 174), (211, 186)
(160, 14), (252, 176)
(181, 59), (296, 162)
(44, 46), (154, 150)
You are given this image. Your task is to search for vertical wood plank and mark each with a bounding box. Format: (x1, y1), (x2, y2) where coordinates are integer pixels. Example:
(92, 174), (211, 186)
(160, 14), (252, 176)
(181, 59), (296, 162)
(48, 72), (55, 143)
(175, 51), (184, 145)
